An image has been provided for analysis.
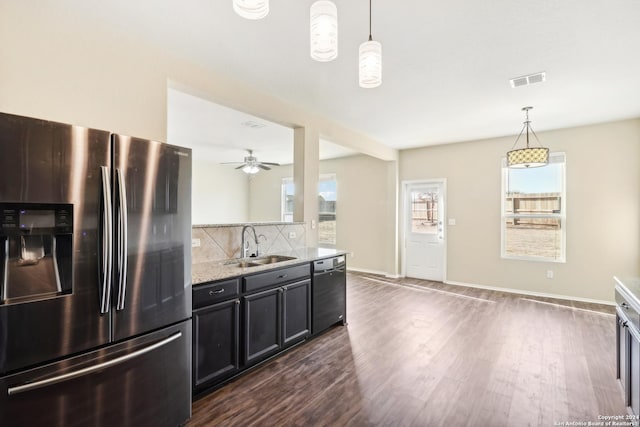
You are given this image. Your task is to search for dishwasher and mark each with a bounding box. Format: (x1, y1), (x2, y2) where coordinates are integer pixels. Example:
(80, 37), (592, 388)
(312, 255), (347, 335)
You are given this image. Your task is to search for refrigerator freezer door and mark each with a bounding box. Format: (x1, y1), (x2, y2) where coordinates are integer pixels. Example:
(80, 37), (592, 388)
(112, 135), (191, 341)
(0, 320), (191, 427)
(0, 113), (112, 375)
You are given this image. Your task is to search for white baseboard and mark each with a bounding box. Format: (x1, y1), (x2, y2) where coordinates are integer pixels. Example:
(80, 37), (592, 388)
(443, 279), (615, 306)
(347, 266), (400, 279)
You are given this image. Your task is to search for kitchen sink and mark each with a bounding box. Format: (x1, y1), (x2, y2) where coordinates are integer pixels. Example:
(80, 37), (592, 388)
(248, 255), (297, 265)
(223, 255), (297, 268)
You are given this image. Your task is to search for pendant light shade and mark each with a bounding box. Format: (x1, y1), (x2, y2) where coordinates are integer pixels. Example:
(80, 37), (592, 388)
(233, 0), (269, 20)
(359, 39), (382, 88)
(507, 107), (549, 168)
(310, 1), (338, 62)
(359, 0), (381, 88)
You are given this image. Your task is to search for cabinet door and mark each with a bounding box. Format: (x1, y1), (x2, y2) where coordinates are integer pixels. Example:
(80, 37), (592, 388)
(244, 288), (281, 365)
(282, 280), (311, 347)
(193, 299), (240, 389)
(630, 330), (640, 415)
(618, 314), (628, 389)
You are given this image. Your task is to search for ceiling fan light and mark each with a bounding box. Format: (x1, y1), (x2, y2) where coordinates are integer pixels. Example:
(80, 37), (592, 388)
(233, 0), (269, 20)
(359, 39), (382, 88)
(242, 164), (260, 174)
(310, 1), (338, 62)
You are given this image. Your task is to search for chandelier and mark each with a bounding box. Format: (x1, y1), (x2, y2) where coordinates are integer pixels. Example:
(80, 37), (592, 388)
(507, 106), (549, 168)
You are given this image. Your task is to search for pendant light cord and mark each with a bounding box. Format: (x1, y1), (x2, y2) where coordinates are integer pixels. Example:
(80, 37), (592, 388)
(510, 106), (543, 149)
(368, 0), (373, 41)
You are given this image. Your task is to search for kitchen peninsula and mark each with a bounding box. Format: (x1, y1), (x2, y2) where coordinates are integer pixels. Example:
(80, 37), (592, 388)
(191, 223), (347, 397)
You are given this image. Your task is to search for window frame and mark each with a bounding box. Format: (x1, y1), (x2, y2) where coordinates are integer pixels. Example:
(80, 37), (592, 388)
(317, 173), (337, 247)
(500, 152), (567, 263)
(281, 178), (294, 222)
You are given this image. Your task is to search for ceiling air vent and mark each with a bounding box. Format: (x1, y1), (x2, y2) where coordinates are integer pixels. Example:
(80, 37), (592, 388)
(240, 120), (266, 129)
(510, 71), (546, 88)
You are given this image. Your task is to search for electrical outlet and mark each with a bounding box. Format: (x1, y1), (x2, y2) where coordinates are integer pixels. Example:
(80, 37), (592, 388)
(288, 231), (296, 239)
(448, 218), (456, 226)
(311, 220), (316, 229)
(350, 252), (355, 258)
(192, 238), (201, 248)
(546, 270), (554, 279)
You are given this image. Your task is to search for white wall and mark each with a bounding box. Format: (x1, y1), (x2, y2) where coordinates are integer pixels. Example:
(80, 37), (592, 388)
(192, 161), (249, 225)
(0, 2), (396, 161)
(250, 155), (399, 276)
(249, 165), (293, 222)
(400, 118), (640, 302)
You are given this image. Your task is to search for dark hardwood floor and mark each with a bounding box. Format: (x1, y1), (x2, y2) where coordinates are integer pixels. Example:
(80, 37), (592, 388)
(187, 272), (626, 426)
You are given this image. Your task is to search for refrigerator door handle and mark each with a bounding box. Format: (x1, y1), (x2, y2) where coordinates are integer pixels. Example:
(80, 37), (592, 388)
(115, 168), (128, 311)
(1, 237), (8, 303)
(100, 166), (113, 315)
(7, 331), (182, 396)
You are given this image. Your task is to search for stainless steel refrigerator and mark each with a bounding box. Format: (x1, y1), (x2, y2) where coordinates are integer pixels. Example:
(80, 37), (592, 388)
(0, 112), (192, 426)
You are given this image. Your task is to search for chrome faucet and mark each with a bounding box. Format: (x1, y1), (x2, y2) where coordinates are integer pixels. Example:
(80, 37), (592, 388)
(241, 225), (259, 258)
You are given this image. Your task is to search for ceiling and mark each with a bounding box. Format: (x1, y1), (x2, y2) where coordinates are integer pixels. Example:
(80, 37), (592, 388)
(50, 1), (640, 153)
(167, 88), (357, 164)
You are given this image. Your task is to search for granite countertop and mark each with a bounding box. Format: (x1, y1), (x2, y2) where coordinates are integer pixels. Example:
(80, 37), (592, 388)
(614, 276), (640, 310)
(192, 247), (348, 285)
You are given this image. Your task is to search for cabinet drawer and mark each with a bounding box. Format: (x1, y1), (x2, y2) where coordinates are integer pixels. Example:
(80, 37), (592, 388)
(617, 289), (640, 332)
(193, 279), (240, 309)
(243, 264), (311, 294)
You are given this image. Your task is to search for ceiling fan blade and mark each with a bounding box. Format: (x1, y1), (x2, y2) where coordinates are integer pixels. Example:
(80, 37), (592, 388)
(260, 162), (280, 166)
(235, 164), (247, 170)
(220, 161), (244, 165)
(258, 164), (271, 170)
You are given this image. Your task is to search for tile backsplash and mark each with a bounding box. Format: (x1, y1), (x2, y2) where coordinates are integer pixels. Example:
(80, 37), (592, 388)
(192, 223), (307, 264)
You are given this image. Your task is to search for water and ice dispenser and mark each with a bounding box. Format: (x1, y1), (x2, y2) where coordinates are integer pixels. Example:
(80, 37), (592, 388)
(0, 203), (73, 304)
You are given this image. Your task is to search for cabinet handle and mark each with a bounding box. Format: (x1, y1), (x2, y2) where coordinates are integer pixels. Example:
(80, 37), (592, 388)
(235, 299), (240, 305)
(209, 288), (225, 295)
(278, 274), (287, 279)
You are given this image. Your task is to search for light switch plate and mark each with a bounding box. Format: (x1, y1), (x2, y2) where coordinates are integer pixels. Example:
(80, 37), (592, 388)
(448, 218), (456, 226)
(192, 238), (201, 248)
(288, 231), (296, 239)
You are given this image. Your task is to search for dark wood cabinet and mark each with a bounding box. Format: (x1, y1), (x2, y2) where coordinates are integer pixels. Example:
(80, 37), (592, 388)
(193, 298), (240, 390)
(243, 278), (312, 366)
(242, 264), (312, 366)
(244, 287), (282, 364)
(192, 278), (240, 392)
(282, 280), (311, 347)
(193, 261), (335, 395)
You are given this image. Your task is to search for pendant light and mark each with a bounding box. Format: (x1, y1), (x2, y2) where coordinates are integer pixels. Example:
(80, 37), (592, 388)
(507, 106), (549, 168)
(310, 1), (338, 62)
(359, 0), (382, 88)
(233, 0), (269, 20)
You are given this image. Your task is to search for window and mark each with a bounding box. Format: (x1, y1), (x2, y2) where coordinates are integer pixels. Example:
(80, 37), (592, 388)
(410, 189), (440, 235)
(281, 175), (337, 245)
(281, 178), (294, 222)
(501, 153), (566, 262)
(318, 175), (337, 246)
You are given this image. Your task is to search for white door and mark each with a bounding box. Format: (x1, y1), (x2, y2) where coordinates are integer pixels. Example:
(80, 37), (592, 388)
(405, 181), (445, 281)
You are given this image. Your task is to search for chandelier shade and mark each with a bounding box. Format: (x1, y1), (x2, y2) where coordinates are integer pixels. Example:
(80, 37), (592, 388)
(233, 0), (269, 20)
(310, 1), (338, 62)
(359, 39), (382, 88)
(507, 147), (549, 168)
(506, 106), (549, 168)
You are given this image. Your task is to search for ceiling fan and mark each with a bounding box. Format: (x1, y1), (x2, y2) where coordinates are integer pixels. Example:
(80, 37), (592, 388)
(221, 149), (280, 174)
